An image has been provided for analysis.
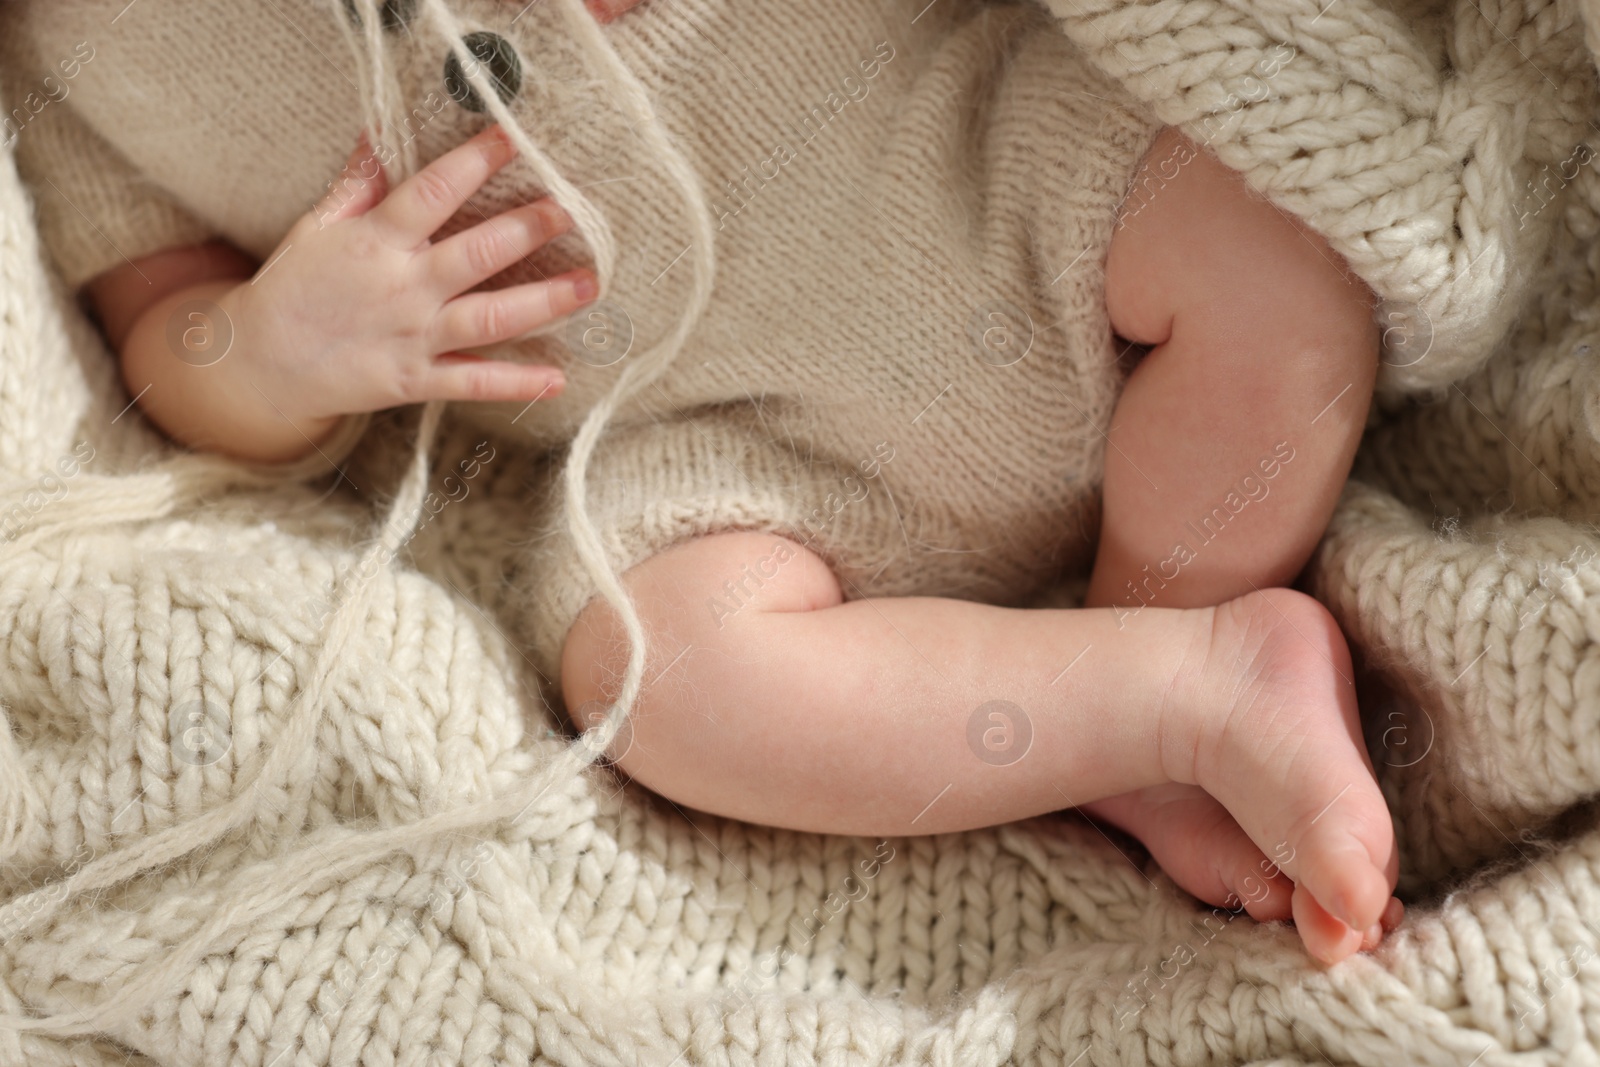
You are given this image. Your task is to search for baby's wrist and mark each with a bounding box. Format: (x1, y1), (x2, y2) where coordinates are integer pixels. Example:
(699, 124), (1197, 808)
(213, 282), (345, 436)
(121, 280), (341, 464)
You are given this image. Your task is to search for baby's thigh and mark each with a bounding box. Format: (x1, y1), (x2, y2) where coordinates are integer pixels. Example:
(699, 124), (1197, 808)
(559, 530), (844, 717)
(1105, 126), (1363, 346)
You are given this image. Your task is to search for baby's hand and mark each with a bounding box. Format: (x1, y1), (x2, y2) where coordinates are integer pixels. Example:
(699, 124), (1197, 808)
(114, 124), (591, 464)
(229, 124), (592, 425)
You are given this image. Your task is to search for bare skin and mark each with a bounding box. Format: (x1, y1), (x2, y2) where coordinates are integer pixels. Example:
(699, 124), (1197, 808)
(95, 126), (592, 464)
(1079, 125), (1389, 945)
(561, 127), (1400, 962)
(90, 121), (1400, 963)
(561, 541), (1397, 963)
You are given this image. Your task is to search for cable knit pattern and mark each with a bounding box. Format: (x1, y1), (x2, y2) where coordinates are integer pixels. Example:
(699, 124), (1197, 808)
(2, 0), (1600, 1064)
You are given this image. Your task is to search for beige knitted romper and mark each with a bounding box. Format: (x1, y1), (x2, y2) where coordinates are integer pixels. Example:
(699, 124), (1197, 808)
(1, 0), (1166, 699)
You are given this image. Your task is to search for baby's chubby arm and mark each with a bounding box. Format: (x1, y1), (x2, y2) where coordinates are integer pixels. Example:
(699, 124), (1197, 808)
(88, 125), (594, 464)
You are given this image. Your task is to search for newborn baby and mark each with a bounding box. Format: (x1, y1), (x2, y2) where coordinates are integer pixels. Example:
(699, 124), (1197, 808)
(4, 0), (1401, 963)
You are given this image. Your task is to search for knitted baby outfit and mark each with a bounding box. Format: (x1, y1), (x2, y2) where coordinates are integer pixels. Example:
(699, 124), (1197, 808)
(0, 0), (1165, 702)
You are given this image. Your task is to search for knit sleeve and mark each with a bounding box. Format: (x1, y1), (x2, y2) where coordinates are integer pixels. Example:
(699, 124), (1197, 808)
(518, 404), (907, 703)
(2, 76), (215, 291)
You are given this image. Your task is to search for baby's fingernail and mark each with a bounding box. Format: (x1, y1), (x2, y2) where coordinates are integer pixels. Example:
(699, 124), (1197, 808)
(540, 199), (574, 233)
(571, 272), (599, 304)
(1364, 923), (1382, 946)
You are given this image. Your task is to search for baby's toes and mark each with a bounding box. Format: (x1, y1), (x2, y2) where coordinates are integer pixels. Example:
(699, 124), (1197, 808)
(1292, 882), (1365, 965)
(1084, 785), (1293, 921)
(1196, 588), (1398, 934)
(1283, 786), (1396, 934)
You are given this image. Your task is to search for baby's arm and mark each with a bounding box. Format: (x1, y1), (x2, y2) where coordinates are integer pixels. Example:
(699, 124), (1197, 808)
(89, 243), (336, 463)
(88, 126), (594, 464)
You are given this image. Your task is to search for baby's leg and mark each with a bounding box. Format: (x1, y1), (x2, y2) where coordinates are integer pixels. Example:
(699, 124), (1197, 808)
(1091, 125), (1378, 609)
(561, 530), (1395, 962)
(1082, 126), (1388, 947)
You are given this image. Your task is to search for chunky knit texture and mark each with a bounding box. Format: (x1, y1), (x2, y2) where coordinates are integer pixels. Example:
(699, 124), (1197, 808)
(1, 0), (1600, 1063)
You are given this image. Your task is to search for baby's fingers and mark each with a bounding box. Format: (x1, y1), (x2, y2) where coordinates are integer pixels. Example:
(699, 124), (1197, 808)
(371, 125), (517, 244)
(584, 0), (647, 21)
(412, 352), (566, 404)
(426, 198), (574, 296)
(313, 131), (389, 225)
(431, 270), (598, 350)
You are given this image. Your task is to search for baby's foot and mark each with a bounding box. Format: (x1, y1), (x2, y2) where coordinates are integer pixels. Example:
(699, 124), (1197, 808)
(1081, 783), (1294, 921)
(1162, 587), (1401, 964)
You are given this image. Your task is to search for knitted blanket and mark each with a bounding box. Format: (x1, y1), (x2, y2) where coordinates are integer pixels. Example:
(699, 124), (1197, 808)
(6, 0), (1600, 1062)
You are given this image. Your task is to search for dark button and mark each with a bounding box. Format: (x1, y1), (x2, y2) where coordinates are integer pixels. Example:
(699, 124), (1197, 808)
(443, 32), (523, 113)
(340, 0), (417, 31)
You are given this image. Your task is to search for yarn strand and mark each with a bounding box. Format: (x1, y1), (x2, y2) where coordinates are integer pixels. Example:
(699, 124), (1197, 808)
(0, 0), (719, 1033)
(0, 401), (447, 954)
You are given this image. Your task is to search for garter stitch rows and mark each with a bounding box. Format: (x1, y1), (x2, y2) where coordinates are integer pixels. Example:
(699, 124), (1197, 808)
(0, 0), (714, 1034)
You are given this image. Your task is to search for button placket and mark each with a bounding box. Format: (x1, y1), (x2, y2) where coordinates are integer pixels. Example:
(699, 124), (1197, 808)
(340, 0), (418, 32)
(443, 31), (523, 113)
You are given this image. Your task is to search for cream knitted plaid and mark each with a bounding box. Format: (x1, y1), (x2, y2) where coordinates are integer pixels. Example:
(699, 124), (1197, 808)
(7, 0), (1600, 1063)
